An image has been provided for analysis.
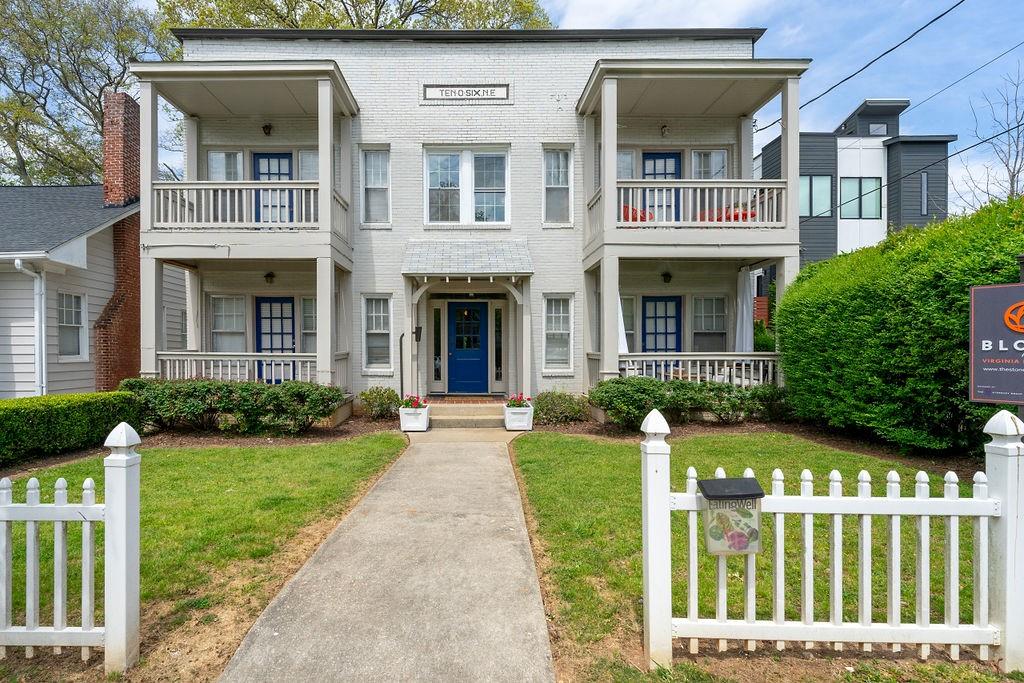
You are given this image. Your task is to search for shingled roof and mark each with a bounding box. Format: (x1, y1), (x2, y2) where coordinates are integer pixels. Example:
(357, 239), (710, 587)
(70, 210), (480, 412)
(402, 239), (534, 277)
(0, 185), (138, 254)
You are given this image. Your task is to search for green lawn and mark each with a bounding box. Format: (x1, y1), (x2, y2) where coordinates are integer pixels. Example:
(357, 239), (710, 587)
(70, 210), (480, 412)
(1, 432), (406, 630)
(513, 431), (1012, 682)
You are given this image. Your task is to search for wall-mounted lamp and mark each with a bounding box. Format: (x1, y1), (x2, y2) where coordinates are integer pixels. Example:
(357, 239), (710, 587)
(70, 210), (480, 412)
(660, 124), (670, 138)
(661, 271), (673, 284)
(414, 326), (423, 343)
(262, 123), (273, 136)
(264, 272), (275, 285)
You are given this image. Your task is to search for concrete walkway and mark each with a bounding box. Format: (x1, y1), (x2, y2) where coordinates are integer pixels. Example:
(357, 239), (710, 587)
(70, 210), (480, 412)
(220, 429), (554, 682)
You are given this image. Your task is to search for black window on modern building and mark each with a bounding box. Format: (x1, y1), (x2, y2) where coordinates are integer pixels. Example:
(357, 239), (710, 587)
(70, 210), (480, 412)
(840, 177), (882, 219)
(798, 175), (832, 218)
(920, 172), (929, 216)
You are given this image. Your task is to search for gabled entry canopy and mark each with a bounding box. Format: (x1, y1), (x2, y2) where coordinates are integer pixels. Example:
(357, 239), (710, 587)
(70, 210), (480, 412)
(401, 239), (534, 279)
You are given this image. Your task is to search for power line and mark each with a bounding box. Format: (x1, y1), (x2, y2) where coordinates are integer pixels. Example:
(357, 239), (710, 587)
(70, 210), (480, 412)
(800, 120), (1024, 224)
(755, 0), (969, 133)
(903, 38), (1024, 116)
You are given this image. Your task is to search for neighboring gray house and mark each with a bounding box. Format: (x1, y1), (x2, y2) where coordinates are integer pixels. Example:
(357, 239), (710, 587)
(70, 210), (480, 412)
(757, 99), (956, 265)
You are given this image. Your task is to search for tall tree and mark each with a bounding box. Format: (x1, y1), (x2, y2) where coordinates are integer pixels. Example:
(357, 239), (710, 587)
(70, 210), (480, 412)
(159, 0), (554, 30)
(954, 63), (1024, 211)
(0, 0), (165, 186)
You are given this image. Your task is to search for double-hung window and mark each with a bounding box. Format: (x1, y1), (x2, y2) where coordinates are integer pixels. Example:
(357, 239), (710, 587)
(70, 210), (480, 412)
(544, 296), (572, 370)
(297, 150), (318, 180)
(364, 296), (392, 370)
(426, 149), (508, 224)
(840, 177), (882, 219)
(57, 292), (85, 359)
(300, 297), (317, 353)
(692, 296), (727, 352)
(207, 151), (242, 181)
(543, 148), (571, 223)
(363, 150), (390, 223)
(211, 295), (246, 352)
(692, 150), (728, 180)
(799, 175), (832, 218)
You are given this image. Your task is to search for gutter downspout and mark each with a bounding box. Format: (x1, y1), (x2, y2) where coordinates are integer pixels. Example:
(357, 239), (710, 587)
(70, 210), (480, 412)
(14, 259), (47, 395)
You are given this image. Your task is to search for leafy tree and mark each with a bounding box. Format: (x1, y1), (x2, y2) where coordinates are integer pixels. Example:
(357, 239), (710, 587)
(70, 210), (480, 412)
(159, 0), (554, 30)
(0, 0), (166, 186)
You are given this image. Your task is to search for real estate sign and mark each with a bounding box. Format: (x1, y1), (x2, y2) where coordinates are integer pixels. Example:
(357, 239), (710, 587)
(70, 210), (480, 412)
(970, 283), (1024, 405)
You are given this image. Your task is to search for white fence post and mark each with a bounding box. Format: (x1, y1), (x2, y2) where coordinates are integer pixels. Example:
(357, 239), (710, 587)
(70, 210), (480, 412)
(984, 409), (1024, 673)
(640, 409), (672, 670)
(103, 422), (141, 675)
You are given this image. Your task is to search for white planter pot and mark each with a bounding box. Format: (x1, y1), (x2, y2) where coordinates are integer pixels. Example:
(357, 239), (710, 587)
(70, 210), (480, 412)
(400, 406), (430, 432)
(504, 406), (534, 431)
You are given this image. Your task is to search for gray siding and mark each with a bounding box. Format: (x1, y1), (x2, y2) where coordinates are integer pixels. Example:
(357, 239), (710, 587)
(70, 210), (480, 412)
(836, 112), (901, 138)
(798, 134), (838, 265)
(887, 141), (950, 229)
(0, 272), (36, 397)
(759, 138), (781, 180)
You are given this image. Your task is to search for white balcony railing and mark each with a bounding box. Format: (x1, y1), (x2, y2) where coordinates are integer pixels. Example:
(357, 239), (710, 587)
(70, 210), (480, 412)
(152, 181), (321, 229)
(620, 352), (781, 387)
(616, 180), (786, 229)
(157, 352), (317, 383)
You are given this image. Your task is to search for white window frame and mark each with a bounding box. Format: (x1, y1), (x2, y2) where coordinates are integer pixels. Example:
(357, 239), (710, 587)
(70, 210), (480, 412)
(210, 294), (247, 353)
(542, 146), (573, 226)
(691, 295), (728, 352)
(300, 296), (317, 354)
(362, 295), (393, 374)
(691, 149), (729, 180)
(205, 150), (243, 182)
(57, 290), (87, 361)
(296, 149), (319, 181)
(620, 295), (637, 354)
(868, 122), (889, 136)
(362, 148), (391, 224)
(424, 147), (510, 226)
(542, 294), (574, 374)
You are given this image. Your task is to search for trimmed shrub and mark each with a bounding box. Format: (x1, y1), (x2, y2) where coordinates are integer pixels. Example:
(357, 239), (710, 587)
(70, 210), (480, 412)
(754, 320), (776, 352)
(533, 391), (590, 425)
(776, 198), (1024, 452)
(119, 378), (346, 434)
(0, 392), (142, 464)
(747, 384), (792, 422)
(358, 386), (400, 420)
(695, 383), (749, 424)
(588, 376), (667, 430)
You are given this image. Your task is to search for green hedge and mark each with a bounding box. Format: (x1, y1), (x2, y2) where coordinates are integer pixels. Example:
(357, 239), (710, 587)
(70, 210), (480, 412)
(776, 198), (1024, 453)
(532, 391), (590, 425)
(119, 378), (347, 435)
(0, 392), (141, 464)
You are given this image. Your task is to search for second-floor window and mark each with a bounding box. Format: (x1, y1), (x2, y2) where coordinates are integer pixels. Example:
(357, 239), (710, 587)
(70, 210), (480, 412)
(799, 175), (832, 218)
(840, 177), (882, 219)
(208, 151), (242, 181)
(543, 148), (571, 223)
(426, 149), (508, 224)
(692, 150), (727, 180)
(364, 150), (390, 223)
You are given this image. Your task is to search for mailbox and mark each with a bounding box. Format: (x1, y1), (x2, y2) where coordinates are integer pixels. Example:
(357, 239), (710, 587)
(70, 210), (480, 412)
(697, 478), (765, 555)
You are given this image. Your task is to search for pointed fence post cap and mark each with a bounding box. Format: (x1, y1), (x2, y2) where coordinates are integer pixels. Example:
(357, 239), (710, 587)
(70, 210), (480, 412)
(983, 409), (1024, 437)
(640, 409), (670, 438)
(104, 422), (141, 449)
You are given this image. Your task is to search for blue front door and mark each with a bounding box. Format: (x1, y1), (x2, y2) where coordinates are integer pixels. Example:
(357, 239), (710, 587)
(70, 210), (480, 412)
(447, 302), (488, 394)
(642, 152), (682, 221)
(255, 297), (295, 382)
(641, 296), (682, 352)
(253, 152), (293, 223)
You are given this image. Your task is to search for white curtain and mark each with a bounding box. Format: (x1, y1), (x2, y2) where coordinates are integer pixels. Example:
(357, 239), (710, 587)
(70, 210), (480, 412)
(734, 266), (754, 353)
(617, 297), (629, 354)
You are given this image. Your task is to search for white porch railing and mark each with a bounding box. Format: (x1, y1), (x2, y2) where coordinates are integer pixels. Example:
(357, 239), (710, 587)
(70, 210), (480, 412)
(586, 189), (603, 242)
(620, 353), (781, 387)
(331, 190), (352, 245)
(152, 181), (320, 229)
(616, 180), (786, 229)
(157, 352), (317, 383)
(639, 409), (1024, 672)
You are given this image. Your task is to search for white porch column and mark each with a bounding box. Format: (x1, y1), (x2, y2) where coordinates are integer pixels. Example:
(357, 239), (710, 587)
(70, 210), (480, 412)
(184, 268), (201, 351)
(316, 257), (336, 386)
(317, 79), (334, 233)
(780, 78), (801, 230)
(139, 257), (163, 378)
(184, 116), (199, 180)
(521, 278), (532, 398)
(599, 255), (620, 380)
(402, 278), (414, 396)
(600, 78), (618, 234)
(738, 115), (753, 179)
(508, 292), (519, 394)
(138, 81), (157, 233)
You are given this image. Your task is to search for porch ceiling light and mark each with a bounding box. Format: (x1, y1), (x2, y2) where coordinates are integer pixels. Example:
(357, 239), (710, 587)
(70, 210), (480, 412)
(662, 271), (672, 284)
(660, 124), (670, 138)
(264, 271), (275, 284)
(262, 122), (273, 136)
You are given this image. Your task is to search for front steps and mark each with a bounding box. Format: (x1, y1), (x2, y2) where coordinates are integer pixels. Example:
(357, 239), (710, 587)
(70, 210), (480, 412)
(429, 402), (505, 429)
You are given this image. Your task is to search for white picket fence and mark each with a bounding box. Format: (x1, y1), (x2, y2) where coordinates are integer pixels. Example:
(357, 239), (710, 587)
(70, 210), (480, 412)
(640, 409), (1024, 672)
(0, 423), (141, 674)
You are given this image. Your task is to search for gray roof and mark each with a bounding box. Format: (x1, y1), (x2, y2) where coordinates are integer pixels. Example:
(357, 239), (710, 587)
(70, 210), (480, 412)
(402, 239), (534, 276)
(0, 185), (138, 254)
(173, 28), (767, 44)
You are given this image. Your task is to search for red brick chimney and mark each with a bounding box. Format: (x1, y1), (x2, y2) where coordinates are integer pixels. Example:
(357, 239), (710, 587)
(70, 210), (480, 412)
(95, 91), (142, 391)
(102, 91), (140, 207)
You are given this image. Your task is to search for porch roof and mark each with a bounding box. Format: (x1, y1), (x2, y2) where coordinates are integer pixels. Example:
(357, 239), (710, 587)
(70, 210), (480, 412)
(401, 239), (534, 278)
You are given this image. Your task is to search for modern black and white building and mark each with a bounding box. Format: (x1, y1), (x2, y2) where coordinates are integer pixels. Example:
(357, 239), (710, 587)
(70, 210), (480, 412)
(756, 99), (956, 265)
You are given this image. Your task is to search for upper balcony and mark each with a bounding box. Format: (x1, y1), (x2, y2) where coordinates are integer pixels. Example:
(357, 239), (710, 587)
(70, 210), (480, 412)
(131, 60), (359, 264)
(577, 58), (809, 259)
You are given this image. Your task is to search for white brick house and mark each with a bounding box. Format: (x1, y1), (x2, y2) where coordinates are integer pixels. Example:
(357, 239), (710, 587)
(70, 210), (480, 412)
(131, 28), (807, 397)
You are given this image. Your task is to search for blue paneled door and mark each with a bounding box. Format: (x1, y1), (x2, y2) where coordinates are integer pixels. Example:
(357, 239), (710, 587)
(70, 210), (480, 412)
(255, 297), (295, 382)
(642, 152), (682, 221)
(253, 152), (293, 223)
(641, 296), (682, 352)
(447, 302), (489, 394)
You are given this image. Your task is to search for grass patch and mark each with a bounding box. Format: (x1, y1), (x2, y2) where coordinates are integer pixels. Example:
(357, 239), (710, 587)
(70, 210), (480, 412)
(514, 431), (1010, 681)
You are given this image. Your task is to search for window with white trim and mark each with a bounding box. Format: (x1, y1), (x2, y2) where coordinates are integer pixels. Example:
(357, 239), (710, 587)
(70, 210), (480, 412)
(543, 296), (572, 370)
(868, 122), (889, 136)
(300, 297), (317, 353)
(692, 296), (727, 352)
(543, 148), (571, 223)
(57, 292), (85, 358)
(617, 150), (635, 180)
(426, 149), (508, 224)
(207, 151), (242, 181)
(297, 150), (319, 180)
(363, 149), (390, 223)
(211, 295), (246, 352)
(427, 152), (460, 222)
(474, 153), (506, 222)
(692, 150), (728, 179)
(364, 296), (392, 369)
(620, 296), (636, 353)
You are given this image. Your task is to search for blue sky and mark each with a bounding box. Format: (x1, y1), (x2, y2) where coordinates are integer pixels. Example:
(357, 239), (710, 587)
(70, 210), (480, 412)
(547, 0), (1024, 208)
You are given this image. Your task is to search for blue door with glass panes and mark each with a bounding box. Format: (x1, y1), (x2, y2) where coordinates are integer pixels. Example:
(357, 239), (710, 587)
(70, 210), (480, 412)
(253, 152), (293, 223)
(447, 302), (488, 394)
(255, 297), (295, 382)
(642, 152), (682, 221)
(641, 296), (682, 352)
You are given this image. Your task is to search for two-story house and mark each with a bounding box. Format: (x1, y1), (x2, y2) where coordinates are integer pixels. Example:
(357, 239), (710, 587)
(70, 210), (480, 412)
(131, 27), (808, 398)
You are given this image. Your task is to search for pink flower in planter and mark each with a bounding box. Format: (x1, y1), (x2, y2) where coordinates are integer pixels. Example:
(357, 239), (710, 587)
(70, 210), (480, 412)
(726, 530), (749, 551)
